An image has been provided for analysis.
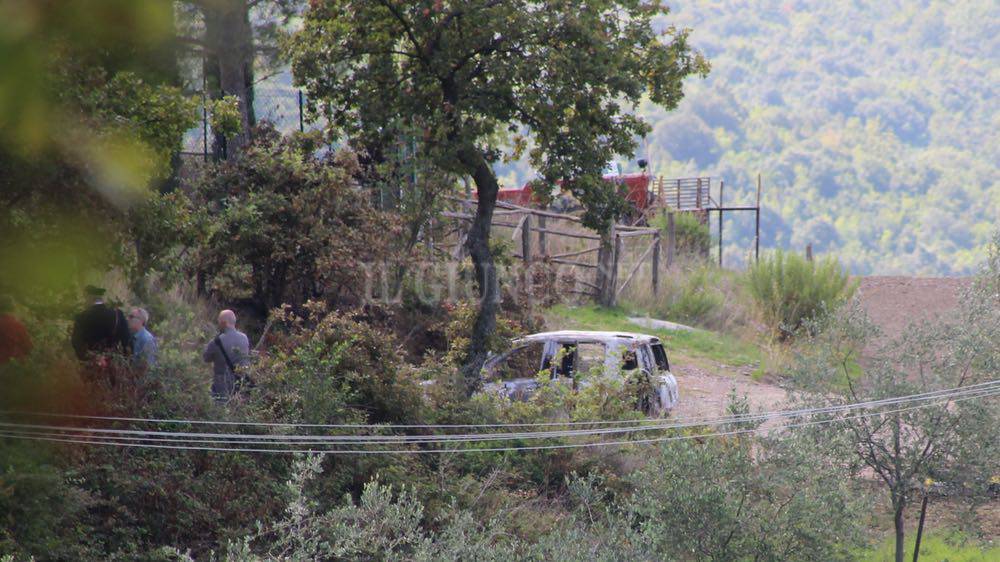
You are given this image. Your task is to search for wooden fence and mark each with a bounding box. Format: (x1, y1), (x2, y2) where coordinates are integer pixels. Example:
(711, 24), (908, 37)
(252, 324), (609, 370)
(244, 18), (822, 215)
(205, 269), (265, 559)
(443, 199), (677, 306)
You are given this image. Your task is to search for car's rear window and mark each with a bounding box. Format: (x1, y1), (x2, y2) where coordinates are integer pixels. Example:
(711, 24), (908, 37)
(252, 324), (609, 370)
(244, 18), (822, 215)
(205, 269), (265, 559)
(650, 343), (670, 371)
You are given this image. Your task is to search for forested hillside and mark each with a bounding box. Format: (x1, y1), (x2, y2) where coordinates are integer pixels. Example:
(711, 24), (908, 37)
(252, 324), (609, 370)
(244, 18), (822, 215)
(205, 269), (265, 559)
(497, 0), (998, 274)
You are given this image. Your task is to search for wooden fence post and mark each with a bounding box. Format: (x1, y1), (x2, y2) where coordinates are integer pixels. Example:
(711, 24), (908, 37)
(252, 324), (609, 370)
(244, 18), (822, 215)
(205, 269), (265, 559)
(521, 214), (533, 263)
(611, 229), (622, 305)
(805, 243), (813, 262)
(537, 214), (547, 257)
(596, 225), (618, 307)
(652, 230), (660, 295)
(666, 211), (675, 268)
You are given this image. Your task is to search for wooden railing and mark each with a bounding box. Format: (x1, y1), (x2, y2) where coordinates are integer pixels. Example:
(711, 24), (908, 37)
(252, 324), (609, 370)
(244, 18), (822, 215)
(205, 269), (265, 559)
(653, 176), (716, 211)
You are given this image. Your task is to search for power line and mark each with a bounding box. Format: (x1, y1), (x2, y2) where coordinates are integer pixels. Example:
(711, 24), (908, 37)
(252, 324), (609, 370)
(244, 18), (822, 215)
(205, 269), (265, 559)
(1, 383), (996, 444)
(1, 383), (996, 453)
(3, 379), (997, 433)
(0, 391), (994, 455)
(2, 393), (993, 448)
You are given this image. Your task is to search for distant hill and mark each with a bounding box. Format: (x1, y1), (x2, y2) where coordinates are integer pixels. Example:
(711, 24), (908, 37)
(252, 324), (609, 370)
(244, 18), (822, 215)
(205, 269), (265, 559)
(500, 0), (998, 274)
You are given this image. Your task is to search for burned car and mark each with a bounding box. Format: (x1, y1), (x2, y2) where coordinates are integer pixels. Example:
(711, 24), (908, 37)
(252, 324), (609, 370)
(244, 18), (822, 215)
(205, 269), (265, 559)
(482, 330), (679, 416)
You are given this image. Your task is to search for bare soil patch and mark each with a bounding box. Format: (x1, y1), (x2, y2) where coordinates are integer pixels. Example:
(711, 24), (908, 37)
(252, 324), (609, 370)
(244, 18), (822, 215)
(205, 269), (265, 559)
(855, 276), (970, 343)
(670, 363), (787, 421)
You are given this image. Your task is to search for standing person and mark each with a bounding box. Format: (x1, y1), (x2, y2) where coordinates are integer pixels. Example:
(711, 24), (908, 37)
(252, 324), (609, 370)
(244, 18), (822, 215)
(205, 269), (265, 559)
(202, 309), (249, 401)
(127, 307), (157, 368)
(71, 286), (131, 361)
(0, 295), (32, 365)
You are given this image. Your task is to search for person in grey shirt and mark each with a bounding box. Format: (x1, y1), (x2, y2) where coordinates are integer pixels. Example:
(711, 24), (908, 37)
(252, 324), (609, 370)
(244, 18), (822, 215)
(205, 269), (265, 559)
(202, 309), (249, 401)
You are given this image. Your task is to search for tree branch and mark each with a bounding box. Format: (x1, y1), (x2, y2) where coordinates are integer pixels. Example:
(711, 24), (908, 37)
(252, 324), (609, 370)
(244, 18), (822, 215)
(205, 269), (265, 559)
(375, 0), (428, 69)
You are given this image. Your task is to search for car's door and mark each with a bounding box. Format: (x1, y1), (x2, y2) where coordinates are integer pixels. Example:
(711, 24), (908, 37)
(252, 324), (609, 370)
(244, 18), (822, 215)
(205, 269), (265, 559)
(637, 344), (657, 374)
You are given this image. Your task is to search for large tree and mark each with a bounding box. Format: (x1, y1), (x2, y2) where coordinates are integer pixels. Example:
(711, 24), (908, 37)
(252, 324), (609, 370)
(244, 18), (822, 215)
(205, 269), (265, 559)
(176, 0), (302, 160)
(289, 0), (707, 391)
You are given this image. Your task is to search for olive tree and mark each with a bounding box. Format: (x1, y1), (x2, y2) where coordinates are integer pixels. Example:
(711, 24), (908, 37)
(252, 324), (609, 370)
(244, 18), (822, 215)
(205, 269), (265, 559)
(288, 0), (708, 392)
(792, 234), (1000, 562)
(623, 402), (869, 561)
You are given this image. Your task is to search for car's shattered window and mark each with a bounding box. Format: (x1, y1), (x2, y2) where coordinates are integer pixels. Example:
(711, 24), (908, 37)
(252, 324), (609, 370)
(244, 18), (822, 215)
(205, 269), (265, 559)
(621, 348), (639, 370)
(650, 343), (670, 371)
(493, 342), (545, 380)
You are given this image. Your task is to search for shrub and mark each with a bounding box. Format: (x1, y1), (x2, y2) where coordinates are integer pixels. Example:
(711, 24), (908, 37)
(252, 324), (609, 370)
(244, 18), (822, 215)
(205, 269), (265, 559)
(188, 124), (405, 318)
(745, 250), (857, 339)
(250, 303), (423, 426)
(623, 426), (869, 560)
(651, 211), (711, 257)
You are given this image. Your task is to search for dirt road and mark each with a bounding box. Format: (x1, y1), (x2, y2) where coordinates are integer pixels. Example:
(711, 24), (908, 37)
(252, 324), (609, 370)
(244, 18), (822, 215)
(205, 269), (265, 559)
(670, 363), (787, 420)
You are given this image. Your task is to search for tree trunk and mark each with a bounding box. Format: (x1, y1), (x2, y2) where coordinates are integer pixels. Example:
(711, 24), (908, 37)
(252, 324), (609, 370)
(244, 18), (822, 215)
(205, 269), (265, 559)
(458, 146), (500, 394)
(203, 0), (255, 161)
(913, 492), (929, 562)
(894, 498), (906, 562)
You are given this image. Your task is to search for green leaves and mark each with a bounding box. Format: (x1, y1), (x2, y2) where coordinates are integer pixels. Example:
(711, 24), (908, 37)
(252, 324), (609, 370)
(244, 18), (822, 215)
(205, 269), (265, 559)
(188, 125), (404, 315)
(208, 96), (244, 140)
(290, 0), (707, 229)
(745, 250), (858, 340)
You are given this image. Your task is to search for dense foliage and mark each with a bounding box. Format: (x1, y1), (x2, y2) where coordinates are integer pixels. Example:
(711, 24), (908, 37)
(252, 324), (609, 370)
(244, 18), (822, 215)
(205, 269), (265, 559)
(186, 126), (403, 316)
(2, 2), (997, 561)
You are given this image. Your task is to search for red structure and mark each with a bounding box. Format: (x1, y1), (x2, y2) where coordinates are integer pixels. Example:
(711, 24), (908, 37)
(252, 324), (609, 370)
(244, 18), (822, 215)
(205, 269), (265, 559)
(488, 171), (656, 213)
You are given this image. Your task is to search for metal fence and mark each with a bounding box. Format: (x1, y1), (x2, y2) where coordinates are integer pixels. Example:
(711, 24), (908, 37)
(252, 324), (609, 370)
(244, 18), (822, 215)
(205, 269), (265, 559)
(180, 70), (317, 161)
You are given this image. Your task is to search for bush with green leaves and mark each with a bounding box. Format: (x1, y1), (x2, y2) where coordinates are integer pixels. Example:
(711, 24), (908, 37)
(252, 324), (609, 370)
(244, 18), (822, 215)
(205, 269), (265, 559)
(623, 260), (750, 331)
(745, 249), (857, 339)
(188, 124), (405, 318)
(623, 428), (870, 560)
(652, 211), (711, 257)
(249, 303), (423, 426)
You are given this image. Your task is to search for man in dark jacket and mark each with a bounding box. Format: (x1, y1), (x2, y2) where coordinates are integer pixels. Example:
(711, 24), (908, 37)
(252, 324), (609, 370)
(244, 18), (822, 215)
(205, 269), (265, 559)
(71, 286), (131, 361)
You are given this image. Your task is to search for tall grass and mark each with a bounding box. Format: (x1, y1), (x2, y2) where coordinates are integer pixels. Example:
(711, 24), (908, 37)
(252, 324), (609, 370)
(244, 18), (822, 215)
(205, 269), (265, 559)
(622, 259), (750, 332)
(744, 250), (857, 339)
(858, 532), (1000, 562)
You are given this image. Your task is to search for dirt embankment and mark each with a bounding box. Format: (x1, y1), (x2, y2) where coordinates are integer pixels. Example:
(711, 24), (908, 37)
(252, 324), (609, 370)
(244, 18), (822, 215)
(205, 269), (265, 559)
(855, 276), (970, 343)
(671, 363), (787, 421)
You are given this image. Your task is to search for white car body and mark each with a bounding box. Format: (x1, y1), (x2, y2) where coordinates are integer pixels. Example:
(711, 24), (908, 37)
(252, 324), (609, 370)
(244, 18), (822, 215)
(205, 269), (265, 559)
(482, 330), (679, 416)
